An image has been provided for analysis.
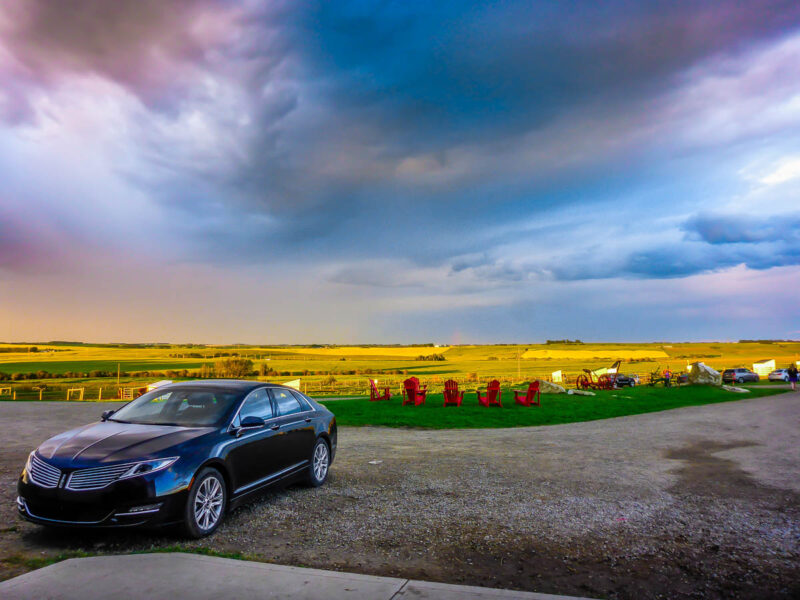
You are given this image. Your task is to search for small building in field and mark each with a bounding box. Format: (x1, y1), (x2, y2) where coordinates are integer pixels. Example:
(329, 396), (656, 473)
(752, 359), (775, 376)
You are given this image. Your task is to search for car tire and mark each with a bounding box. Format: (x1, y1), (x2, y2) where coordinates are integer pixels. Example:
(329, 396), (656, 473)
(306, 438), (330, 488)
(181, 467), (227, 539)
(737, 377), (744, 383)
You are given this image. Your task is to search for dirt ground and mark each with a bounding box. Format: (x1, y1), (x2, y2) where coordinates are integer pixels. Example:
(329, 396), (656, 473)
(1, 393), (798, 599)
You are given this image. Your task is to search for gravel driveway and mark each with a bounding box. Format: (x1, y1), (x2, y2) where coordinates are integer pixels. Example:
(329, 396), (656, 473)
(1, 393), (798, 599)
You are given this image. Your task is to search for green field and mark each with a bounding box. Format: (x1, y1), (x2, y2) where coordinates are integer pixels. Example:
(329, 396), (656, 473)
(0, 360), (207, 374)
(1, 340), (797, 402)
(318, 385), (787, 429)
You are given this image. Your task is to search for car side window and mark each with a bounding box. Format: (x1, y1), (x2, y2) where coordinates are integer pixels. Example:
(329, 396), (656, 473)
(271, 389), (303, 417)
(238, 388), (273, 422)
(290, 390), (312, 411)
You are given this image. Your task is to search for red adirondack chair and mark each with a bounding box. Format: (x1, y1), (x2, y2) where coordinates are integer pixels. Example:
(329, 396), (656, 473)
(368, 379), (391, 402)
(514, 381), (541, 406)
(443, 379), (464, 407)
(476, 379), (502, 407)
(402, 377), (427, 406)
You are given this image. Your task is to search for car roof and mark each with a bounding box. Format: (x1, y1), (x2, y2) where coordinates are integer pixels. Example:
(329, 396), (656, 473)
(156, 380), (295, 393)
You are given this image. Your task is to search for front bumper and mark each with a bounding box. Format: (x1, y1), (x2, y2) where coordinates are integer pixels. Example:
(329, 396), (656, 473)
(17, 475), (187, 528)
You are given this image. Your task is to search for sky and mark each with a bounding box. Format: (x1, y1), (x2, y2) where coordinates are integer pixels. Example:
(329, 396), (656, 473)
(1, 0), (799, 344)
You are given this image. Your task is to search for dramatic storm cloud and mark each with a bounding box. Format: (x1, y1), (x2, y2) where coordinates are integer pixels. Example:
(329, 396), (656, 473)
(1, 0), (799, 342)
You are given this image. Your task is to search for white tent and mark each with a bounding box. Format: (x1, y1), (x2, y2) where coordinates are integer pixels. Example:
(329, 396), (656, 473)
(282, 379), (301, 390)
(752, 359), (775, 376)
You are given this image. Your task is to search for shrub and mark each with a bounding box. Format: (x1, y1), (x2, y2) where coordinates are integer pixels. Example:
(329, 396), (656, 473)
(415, 354), (446, 361)
(215, 358), (253, 378)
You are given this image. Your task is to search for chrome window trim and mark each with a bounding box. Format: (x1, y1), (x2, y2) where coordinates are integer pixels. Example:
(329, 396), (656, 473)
(227, 387), (315, 433)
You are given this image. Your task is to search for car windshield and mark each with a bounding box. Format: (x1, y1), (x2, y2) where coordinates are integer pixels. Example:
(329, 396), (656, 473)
(110, 387), (243, 427)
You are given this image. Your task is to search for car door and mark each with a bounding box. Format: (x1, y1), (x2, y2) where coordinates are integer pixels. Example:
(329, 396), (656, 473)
(269, 388), (316, 469)
(225, 388), (283, 494)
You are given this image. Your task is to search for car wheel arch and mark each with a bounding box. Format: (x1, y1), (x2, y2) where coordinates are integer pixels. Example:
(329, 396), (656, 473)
(316, 433), (332, 452)
(195, 459), (232, 502)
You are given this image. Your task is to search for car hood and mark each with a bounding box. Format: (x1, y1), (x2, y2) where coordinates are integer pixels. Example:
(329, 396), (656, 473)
(36, 420), (214, 468)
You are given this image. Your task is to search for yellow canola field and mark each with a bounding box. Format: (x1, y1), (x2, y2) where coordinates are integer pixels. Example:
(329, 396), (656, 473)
(522, 349), (669, 360)
(286, 346), (451, 357)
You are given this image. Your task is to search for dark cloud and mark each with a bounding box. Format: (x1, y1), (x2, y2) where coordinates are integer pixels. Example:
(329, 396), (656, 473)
(683, 212), (800, 245)
(0, 0), (243, 114)
(297, 0), (800, 151)
(2, 0), (800, 288)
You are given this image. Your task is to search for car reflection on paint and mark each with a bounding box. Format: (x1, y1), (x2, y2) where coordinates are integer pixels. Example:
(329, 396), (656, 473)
(17, 380), (337, 538)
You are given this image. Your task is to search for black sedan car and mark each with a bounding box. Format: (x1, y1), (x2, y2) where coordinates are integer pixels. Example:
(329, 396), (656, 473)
(613, 374), (638, 387)
(17, 380), (337, 537)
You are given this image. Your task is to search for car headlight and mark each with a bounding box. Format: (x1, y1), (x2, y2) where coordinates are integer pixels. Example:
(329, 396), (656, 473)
(23, 451), (34, 477)
(119, 457), (178, 480)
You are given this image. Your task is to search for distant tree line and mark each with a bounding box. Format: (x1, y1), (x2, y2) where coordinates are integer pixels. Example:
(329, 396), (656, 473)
(415, 354), (446, 361)
(737, 339), (799, 344)
(0, 360), (409, 382)
(545, 339), (584, 345)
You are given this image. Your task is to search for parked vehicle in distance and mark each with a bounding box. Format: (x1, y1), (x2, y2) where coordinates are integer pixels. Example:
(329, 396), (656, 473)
(17, 381), (336, 538)
(768, 369), (790, 382)
(722, 368), (760, 384)
(614, 374), (637, 387)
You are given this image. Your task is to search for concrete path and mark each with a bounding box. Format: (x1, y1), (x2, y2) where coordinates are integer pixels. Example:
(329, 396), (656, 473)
(0, 553), (592, 600)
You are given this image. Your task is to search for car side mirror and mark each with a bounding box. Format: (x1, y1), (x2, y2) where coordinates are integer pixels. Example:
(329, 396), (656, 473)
(101, 410), (115, 421)
(240, 416), (265, 429)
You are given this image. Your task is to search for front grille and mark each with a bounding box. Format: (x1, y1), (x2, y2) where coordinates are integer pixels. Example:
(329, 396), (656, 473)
(67, 462), (134, 491)
(29, 454), (61, 488)
(24, 498), (113, 523)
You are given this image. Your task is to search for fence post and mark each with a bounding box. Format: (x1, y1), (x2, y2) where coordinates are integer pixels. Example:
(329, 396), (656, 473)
(99, 388), (102, 400)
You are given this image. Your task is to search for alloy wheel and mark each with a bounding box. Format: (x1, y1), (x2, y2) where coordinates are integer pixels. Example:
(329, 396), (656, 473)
(194, 476), (224, 531)
(313, 442), (329, 482)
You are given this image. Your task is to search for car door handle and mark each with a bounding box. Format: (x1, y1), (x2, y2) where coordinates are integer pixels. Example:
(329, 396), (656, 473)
(270, 424), (281, 431)
(304, 417), (312, 423)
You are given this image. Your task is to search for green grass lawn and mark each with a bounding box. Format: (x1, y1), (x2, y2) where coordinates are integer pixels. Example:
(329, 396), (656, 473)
(0, 360), (206, 374)
(318, 385), (787, 429)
